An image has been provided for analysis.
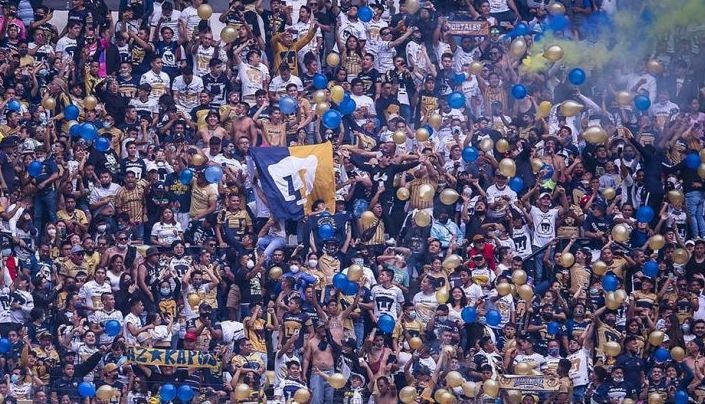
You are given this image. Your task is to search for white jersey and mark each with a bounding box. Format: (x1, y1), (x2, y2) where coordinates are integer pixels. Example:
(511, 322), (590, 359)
(370, 284), (404, 320)
(366, 18), (388, 42)
(55, 36), (78, 59)
(412, 291), (438, 325)
(129, 97), (159, 117)
(179, 6), (200, 39)
(514, 352), (546, 374)
(488, 0), (511, 13)
(10, 289), (33, 323)
(238, 62), (270, 97)
(89, 309), (124, 345)
(172, 75), (204, 112)
(529, 206), (559, 247)
(216, 320), (245, 351)
(512, 225), (533, 259)
(0, 285), (11, 323)
(124, 312), (142, 346)
(192, 45), (227, 77)
(568, 348), (591, 386)
(79, 280), (113, 310)
(367, 39), (396, 74)
(150, 9), (182, 42)
(140, 70), (171, 103)
(494, 294), (514, 328)
(268, 74), (304, 97)
(350, 94), (376, 126)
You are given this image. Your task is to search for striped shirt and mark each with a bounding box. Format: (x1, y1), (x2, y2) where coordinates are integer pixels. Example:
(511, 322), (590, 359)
(361, 217), (386, 245)
(114, 183), (146, 223)
(409, 178), (437, 210)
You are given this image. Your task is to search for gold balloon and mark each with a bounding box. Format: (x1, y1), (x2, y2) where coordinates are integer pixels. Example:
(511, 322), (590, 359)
(512, 269), (527, 285)
(315, 102), (330, 116)
(668, 189), (684, 204)
(96, 386), (114, 401)
(648, 392), (665, 404)
(560, 100), (584, 117)
(611, 223), (631, 243)
(235, 383), (251, 400)
(548, 2), (566, 15)
(438, 391), (456, 404)
(396, 187), (410, 201)
(496, 282), (512, 297)
(294, 388), (311, 403)
(418, 184), (434, 202)
(510, 38), (527, 57)
(531, 158), (545, 174)
(409, 336), (423, 350)
(443, 254), (462, 270)
(505, 390), (522, 404)
(582, 126), (608, 145)
(648, 235), (665, 250)
(414, 210), (432, 227)
(327, 373), (347, 389)
(326, 52), (340, 67)
(604, 341), (621, 357)
(479, 138), (494, 152)
(220, 26), (237, 43)
(698, 163), (705, 179)
(435, 286), (449, 304)
(592, 260), (608, 276)
(191, 153), (207, 167)
(84, 95), (98, 110)
(614, 289), (627, 303)
(646, 59), (664, 75)
(537, 101), (552, 119)
(440, 188), (460, 205)
(515, 362), (531, 375)
(648, 330), (665, 346)
(615, 90), (633, 106)
(443, 345), (456, 357)
(560, 252), (575, 267)
(187, 293), (200, 308)
(482, 380), (499, 398)
(671, 346), (686, 362)
(461, 381), (477, 398)
(495, 138), (509, 153)
(330, 85), (344, 104)
(41, 96), (56, 110)
(518, 284), (534, 301)
(469, 61), (483, 75)
(197, 4), (212, 19)
(405, 0), (420, 13)
(446, 370), (465, 388)
(428, 112), (442, 130)
(543, 45), (564, 62)
(602, 187), (616, 201)
(623, 400), (635, 404)
(392, 130), (407, 145)
(499, 158), (517, 177)
(269, 266), (283, 280)
(605, 292), (621, 310)
(347, 264), (363, 281)
(312, 90), (327, 104)
(415, 127), (430, 142)
(673, 248), (690, 265)
(434, 389), (450, 403)
(360, 210), (376, 227)
(399, 386), (418, 403)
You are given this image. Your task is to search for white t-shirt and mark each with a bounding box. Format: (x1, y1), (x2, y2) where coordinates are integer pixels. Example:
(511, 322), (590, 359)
(370, 284), (404, 320)
(268, 74), (304, 97)
(514, 352), (546, 374)
(366, 40), (395, 73)
(55, 36), (78, 59)
(488, 0), (511, 13)
(179, 6), (200, 39)
(150, 221), (183, 245)
(89, 309), (124, 345)
(350, 93), (376, 126)
(530, 206), (559, 247)
(124, 312), (142, 346)
(412, 291), (439, 325)
(151, 9), (182, 42)
(129, 97), (159, 117)
(568, 348), (591, 386)
(217, 320), (245, 350)
(79, 280), (113, 310)
(238, 62), (270, 97)
(172, 75), (204, 112)
(140, 70), (171, 102)
(212, 154), (243, 173)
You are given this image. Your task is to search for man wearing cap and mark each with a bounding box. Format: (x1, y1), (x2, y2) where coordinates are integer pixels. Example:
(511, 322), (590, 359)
(55, 243), (88, 279)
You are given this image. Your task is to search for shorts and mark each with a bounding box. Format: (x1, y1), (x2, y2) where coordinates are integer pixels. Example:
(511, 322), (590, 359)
(227, 284), (241, 309)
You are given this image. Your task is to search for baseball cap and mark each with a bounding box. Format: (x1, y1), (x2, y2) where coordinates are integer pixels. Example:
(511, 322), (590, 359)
(70, 245), (84, 254)
(539, 191), (552, 199)
(103, 363), (119, 373)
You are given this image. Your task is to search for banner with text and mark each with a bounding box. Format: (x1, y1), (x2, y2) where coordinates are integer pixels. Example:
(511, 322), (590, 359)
(498, 375), (560, 392)
(127, 347), (222, 372)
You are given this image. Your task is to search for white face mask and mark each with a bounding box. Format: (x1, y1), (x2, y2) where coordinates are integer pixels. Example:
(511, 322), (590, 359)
(290, 265), (300, 273)
(97, 224), (108, 232)
(308, 259), (318, 268)
(246, 259), (255, 269)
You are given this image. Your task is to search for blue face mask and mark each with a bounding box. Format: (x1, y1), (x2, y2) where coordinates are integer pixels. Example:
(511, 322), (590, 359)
(10, 374), (20, 384)
(160, 288), (171, 296)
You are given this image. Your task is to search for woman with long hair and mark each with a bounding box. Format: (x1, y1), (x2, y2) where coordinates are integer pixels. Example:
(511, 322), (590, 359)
(150, 207), (183, 247)
(337, 34), (363, 81)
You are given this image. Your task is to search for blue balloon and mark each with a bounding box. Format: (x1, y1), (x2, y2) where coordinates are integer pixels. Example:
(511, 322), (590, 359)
(78, 382), (96, 398)
(462, 146), (479, 162)
(377, 314), (395, 334)
(104, 320), (121, 337)
(453, 73), (465, 85)
(160, 384), (177, 401)
(323, 110), (342, 129)
(342, 279), (359, 296)
(7, 99), (20, 112)
(312, 73), (328, 90)
(636, 205), (655, 223)
(461, 307), (477, 323)
(549, 15), (569, 31)
(0, 338), (8, 353)
(95, 137), (110, 152)
(179, 169), (194, 185)
(509, 177), (524, 192)
(685, 152), (700, 169)
(643, 260), (658, 278)
(634, 95), (651, 111)
(568, 68), (586, 85)
(675, 390), (689, 404)
(64, 104), (80, 120)
(511, 84), (527, 99)
(279, 96), (298, 115)
(333, 272), (348, 289)
(318, 223), (334, 240)
(339, 97), (357, 115)
(486, 309), (501, 326)
(447, 92), (465, 109)
(653, 347), (670, 361)
(204, 165), (224, 184)
(358, 5), (373, 22)
(515, 22), (530, 36)
(547, 321), (560, 335)
(601, 273), (619, 292)
(534, 32), (544, 42)
(28, 161), (43, 177)
(69, 121), (81, 137)
(80, 123), (98, 141)
(177, 385), (194, 402)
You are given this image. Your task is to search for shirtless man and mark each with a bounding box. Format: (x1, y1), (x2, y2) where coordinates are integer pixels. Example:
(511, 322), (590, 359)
(302, 323), (336, 404)
(253, 104), (286, 147)
(320, 285), (362, 344)
(197, 111), (228, 146)
(231, 101), (258, 146)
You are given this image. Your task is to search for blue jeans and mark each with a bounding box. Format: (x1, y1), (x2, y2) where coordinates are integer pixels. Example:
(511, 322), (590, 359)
(399, 104), (412, 124)
(34, 189), (57, 236)
(686, 191), (705, 238)
(256, 235), (286, 259)
(310, 370), (335, 404)
(573, 384), (587, 403)
(353, 319), (365, 350)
